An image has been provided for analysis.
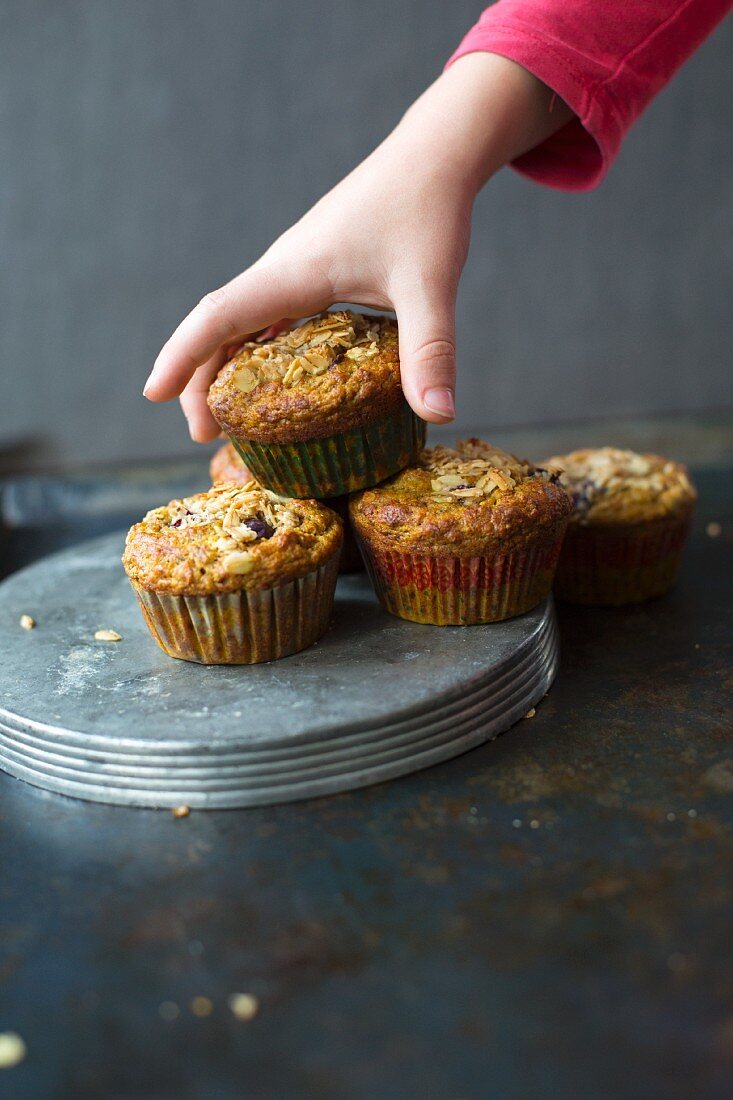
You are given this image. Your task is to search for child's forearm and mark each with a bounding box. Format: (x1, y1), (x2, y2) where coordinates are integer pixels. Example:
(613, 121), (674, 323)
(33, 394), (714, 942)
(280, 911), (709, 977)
(393, 53), (573, 196)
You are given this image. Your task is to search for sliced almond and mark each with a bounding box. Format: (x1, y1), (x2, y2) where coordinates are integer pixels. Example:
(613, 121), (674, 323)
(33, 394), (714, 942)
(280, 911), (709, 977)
(223, 551), (255, 574)
(303, 349), (330, 369)
(233, 367), (259, 394)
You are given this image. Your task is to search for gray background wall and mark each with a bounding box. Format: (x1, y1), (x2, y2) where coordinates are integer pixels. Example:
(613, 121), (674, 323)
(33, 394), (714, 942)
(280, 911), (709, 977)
(1, 0), (731, 470)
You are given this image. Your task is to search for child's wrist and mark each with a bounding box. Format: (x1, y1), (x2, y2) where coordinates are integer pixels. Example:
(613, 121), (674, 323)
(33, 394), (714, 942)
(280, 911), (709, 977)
(396, 53), (572, 196)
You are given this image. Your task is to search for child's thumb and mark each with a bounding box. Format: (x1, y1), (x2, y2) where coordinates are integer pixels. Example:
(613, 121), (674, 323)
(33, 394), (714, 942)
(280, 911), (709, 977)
(395, 290), (457, 424)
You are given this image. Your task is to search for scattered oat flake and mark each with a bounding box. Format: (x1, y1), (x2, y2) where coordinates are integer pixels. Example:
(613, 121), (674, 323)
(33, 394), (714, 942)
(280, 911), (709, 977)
(0, 1031), (27, 1069)
(19, 614), (35, 630)
(191, 996), (213, 1018)
(706, 521), (722, 538)
(171, 805), (190, 819)
(228, 992), (259, 1021)
(94, 629), (122, 642)
(524, 708), (536, 719)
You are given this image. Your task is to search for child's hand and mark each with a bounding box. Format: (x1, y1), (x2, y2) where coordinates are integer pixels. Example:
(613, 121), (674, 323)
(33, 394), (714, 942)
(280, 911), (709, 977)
(144, 54), (571, 442)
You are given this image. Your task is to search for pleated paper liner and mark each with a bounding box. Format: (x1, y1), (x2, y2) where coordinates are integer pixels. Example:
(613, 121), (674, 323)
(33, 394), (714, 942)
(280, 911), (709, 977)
(229, 401), (426, 499)
(553, 511), (693, 605)
(357, 526), (567, 625)
(130, 554), (339, 664)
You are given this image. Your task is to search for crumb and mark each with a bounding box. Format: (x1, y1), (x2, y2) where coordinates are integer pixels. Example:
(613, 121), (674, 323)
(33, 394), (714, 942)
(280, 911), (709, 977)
(706, 521), (722, 538)
(0, 1032), (27, 1069)
(19, 614), (35, 630)
(228, 992), (259, 1021)
(94, 629), (122, 642)
(171, 805), (190, 819)
(524, 707), (536, 719)
(190, 996), (213, 1018)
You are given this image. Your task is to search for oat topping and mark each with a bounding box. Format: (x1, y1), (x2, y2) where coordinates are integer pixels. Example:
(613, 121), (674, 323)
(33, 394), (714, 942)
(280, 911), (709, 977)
(94, 629), (122, 642)
(546, 447), (696, 523)
(231, 311), (393, 394)
(422, 439), (551, 503)
(19, 614), (35, 630)
(154, 481), (303, 575)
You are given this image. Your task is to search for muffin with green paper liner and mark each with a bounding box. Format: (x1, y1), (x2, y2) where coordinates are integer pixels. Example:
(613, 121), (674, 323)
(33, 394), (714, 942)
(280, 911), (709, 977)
(207, 311), (425, 499)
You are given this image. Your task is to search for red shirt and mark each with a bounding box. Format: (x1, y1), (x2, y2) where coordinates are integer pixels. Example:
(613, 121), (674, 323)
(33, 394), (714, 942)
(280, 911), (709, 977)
(447, 0), (731, 190)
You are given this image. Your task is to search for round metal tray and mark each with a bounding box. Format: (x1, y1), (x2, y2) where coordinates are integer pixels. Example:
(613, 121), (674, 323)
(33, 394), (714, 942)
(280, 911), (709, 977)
(0, 533), (559, 808)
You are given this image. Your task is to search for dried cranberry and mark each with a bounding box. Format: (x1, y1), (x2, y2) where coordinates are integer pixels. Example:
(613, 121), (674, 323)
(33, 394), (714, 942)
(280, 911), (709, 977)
(171, 509), (192, 528)
(573, 479), (599, 511)
(244, 518), (275, 540)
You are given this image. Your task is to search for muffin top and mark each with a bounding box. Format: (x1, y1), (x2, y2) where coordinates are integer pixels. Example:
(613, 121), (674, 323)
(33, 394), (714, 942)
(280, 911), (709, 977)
(350, 438), (573, 556)
(543, 447), (696, 526)
(123, 481), (342, 595)
(210, 441), (250, 486)
(207, 311), (403, 443)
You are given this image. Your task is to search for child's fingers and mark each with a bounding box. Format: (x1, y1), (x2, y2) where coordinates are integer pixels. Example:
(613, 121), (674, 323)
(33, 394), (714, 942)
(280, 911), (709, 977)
(394, 286), (457, 424)
(178, 348), (229, 442)
(144, 262), (331, 402)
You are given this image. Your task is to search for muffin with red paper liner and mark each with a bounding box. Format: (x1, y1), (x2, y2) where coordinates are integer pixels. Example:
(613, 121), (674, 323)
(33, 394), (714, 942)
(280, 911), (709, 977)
(209, 441), (250, 486)
(542, 447), (696, 605)
(350, 439), (573, 625)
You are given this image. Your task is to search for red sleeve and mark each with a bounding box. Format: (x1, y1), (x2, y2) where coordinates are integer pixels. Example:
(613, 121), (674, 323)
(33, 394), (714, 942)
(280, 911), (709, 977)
(446, 0), (731, 190)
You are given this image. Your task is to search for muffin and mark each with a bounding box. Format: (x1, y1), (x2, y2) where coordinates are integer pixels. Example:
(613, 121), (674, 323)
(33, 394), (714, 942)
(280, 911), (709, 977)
(122, 481), (342, 663)
(207, 310), (425, 498)
(350, 439), (573, 625)
(542, 447), (696, 605)
(210, 441), (363, 573)
(210, 440), (250, 486)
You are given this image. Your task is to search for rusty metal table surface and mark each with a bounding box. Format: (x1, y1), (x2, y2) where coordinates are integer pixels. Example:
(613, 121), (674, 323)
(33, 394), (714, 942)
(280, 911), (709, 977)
(0, 435), (731, 1100)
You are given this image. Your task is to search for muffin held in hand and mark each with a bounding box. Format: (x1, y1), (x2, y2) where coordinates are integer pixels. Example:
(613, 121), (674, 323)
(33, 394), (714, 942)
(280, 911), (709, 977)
(123, 481), (342, 664)
(542, 447), (696, 605)
(210, 442), (362, 573)
(350, 439), (573, 625)
(207, 311), (425, 498)
(209, 440), (250, 486)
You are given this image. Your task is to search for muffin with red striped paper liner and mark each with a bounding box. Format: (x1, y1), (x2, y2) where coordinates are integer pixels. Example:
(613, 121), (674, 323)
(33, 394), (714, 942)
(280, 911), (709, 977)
(350, 439), (573, 625)
(542, 447), (696, 605)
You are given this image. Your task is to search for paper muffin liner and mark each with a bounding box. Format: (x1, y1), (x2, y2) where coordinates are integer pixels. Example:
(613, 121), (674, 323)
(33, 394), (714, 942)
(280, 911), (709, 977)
(553, 511), (693, 605)
(356, 525), (567, 625)
(130, 554), (340, 664)
(228, 401), (426, 499)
